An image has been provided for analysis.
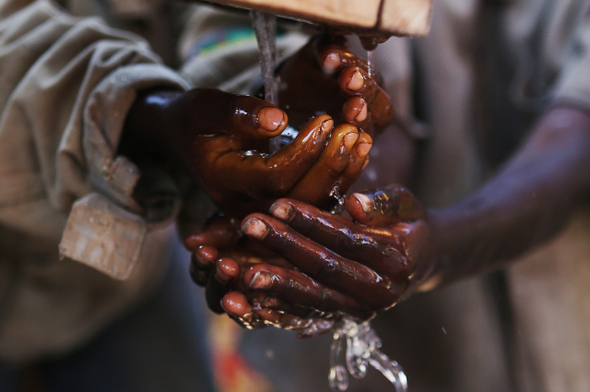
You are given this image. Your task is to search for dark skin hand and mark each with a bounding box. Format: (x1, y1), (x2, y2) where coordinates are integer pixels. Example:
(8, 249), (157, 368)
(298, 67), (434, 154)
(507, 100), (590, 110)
(186, 185), (432, 335)
(188, 106), (590, 333)
(121, 35), (394, 217)
(276, 34), (394, 136)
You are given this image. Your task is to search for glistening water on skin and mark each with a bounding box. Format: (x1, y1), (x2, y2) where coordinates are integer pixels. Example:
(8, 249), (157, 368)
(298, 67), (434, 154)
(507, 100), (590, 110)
(250, 15), (408, 392)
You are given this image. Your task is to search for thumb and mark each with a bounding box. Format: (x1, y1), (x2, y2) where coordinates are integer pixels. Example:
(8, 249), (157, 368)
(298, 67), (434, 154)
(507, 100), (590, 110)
(344, 184), (423, 226)
(187, 88), (288, 139)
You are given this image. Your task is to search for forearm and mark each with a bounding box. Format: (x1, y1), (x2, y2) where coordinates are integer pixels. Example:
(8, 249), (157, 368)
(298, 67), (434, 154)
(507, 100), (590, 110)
(424, 106), (590, 288)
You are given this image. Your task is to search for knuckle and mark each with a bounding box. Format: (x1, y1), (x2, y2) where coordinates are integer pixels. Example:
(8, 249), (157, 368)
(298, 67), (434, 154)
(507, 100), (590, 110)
(311, 256), (337, 282)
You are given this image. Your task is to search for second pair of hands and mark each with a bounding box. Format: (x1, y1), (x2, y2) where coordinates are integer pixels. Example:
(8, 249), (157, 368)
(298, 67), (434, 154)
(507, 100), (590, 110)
(187, 185), (436, 336)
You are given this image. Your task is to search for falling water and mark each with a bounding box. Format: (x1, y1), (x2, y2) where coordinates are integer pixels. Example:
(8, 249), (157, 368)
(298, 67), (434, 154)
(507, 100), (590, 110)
(329, 318), (408, 392)
(250, 16), (406, 390)
(329, 188), (407, 391)
(367, 50), (375, 78)
(250, 11), (282, 153)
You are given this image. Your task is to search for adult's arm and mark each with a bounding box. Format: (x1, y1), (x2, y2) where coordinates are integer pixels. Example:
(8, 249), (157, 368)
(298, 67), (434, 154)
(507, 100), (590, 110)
(425, 105), (590, 288)
(203, 104), (590, 329)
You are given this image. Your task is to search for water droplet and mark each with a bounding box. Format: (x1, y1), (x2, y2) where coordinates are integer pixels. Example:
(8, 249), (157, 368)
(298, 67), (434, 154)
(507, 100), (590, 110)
(329, 184), (346, 215)
(329, 365), (349, 391)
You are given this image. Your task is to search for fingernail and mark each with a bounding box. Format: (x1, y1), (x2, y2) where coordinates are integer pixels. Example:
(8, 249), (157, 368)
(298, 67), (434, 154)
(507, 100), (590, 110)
(258, 107), (284, 132)
(216, 264), (232, 282)
(357, 142), (372, 158)
(270, 202), (295, 222)
(347, 70), (364, 91)
(355, 100), (368, 122)
(323, 52), (341, 72)
(248, 271), (272, 289)
(320, 119), (334, 134)
(343, 130), (359, 150)
(217, 258), (238, 282)
(353, 192), (373, 213)
(242, 218), (269, 239)
(197, 246), (216, 260)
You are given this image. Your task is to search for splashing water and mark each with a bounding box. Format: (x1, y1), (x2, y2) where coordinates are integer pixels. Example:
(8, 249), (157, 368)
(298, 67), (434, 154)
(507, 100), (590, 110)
(329, 188), (407, 391)
(250, 11), (282, 153)
(329, 318), (408, 391)
(329, 184), (346, 215)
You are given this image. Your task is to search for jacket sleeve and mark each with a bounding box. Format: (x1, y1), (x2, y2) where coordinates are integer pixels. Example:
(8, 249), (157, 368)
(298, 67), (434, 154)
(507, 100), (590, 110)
(0, 0), (191, 279)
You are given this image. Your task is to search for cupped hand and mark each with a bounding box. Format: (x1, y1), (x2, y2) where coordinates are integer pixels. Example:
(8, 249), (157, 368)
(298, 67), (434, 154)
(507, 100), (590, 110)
(187, 185), (438, 335)
(185, 214), (329, 335)
(276, 34), (394, 136)
(124, 88), (372, 217)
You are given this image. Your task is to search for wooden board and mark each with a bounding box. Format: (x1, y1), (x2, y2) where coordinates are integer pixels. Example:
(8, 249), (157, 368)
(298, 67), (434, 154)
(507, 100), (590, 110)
(202, 0), (433, 37)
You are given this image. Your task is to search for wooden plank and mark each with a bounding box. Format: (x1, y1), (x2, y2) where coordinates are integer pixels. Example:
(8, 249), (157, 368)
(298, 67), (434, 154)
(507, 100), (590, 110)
(202, 0), (433, 36)
(217, 0), (379, 28)
(380, 0), (433, 37)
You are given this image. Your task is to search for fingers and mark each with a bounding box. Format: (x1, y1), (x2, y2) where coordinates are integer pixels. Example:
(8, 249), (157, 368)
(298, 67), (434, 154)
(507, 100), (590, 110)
(319, 45), (368, 76)
(190, 245), (218, 286)
(268, 199), (412, 281)
(338, 67), (394, 130)
(221, 291), (266, 329)
(184, 215), (240, 251)
(343, 96), (373, 131)
(203, 115), (334, 201)
(286, 123), (360, 208)
(244, 264), (372, 319)
(338, 130), (373, 193)
(188, 88), (287, 139)
(344, 185), (424, 226)
(222, 291), (327, 332)
(318, 42), (394, 131)
(241, 214), (400, 311)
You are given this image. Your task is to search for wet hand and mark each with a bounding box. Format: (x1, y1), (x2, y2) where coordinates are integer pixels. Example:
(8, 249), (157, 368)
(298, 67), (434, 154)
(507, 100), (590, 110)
(238, 186), (435, 321)
(124, 88), (372, 217)
(188, 185), (437, 333)
(185, 214), (329, 334)
(277, 35), (394, 136)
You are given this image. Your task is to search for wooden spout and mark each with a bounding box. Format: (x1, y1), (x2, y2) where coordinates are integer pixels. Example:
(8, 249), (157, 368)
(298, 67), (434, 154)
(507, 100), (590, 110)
(202, 0), (433, 37)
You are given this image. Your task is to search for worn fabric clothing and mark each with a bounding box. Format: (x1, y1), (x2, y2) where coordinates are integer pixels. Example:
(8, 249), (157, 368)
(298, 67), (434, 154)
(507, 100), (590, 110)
(0, 0), (191, 362)
(0, 0), (306, 366)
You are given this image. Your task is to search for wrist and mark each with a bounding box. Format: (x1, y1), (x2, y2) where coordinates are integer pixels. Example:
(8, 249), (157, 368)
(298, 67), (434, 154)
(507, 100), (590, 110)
(406, 208), (451, 294)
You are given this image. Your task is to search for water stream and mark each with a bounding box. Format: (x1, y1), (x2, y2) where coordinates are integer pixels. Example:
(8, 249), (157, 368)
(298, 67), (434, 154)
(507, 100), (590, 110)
(367, 50), (375, 78)
(250, 16), (407, 390)
(329, 319), (408, 391)
(250, 10), (282, 153)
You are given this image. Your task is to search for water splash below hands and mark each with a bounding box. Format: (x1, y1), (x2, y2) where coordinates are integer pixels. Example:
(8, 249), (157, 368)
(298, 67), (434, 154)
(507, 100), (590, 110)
(328, 193), (407, 391)
(329, 318), (408, 391)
